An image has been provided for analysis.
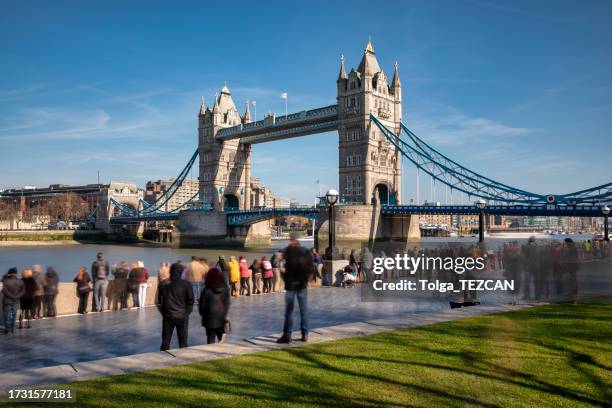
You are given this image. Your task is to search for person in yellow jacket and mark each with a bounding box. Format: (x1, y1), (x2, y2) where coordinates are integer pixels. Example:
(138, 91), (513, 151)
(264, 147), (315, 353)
(228, 256), (240, 297)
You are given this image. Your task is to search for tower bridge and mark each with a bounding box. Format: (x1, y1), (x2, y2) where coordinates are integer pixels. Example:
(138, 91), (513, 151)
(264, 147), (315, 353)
(106, 39), (612, 247)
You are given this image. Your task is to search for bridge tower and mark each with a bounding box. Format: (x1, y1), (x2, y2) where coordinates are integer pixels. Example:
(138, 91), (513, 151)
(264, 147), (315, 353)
(336, 39), (402, 205)
(198, 85), (252, 211)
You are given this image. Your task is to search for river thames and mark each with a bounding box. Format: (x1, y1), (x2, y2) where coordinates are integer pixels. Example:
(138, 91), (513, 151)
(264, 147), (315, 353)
(0, 233), (594, 281)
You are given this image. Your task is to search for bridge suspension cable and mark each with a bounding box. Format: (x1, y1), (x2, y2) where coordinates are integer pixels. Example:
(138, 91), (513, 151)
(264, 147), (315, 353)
(370, 114), (612, 205)
(110, 149), (200, 219)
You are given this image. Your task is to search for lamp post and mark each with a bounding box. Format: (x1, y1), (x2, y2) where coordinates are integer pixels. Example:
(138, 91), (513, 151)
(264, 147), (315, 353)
(325, 189), (339, 260)
(603, 205), (610, 242)
(476, 199), (486, 243)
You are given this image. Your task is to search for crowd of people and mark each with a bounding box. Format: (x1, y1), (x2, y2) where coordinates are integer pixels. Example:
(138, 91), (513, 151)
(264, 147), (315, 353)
(358, 237), (611, 306)
(1, 236), (316, 349)
(3, 236), (608, 342)
(0, 265), (58, 332)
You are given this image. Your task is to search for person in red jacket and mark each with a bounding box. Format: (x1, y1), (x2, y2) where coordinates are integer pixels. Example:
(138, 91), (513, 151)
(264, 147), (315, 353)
(238, 257), (251, 296)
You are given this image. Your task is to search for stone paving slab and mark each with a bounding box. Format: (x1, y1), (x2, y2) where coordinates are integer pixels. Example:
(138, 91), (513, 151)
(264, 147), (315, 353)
(0, 303), (535, 394)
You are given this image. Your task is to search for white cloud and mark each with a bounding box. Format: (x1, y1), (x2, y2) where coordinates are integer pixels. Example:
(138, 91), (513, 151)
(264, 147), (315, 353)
(408, 104), (531, 146)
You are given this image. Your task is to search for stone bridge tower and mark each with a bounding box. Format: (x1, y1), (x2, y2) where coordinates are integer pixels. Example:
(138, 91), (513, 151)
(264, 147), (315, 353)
(336, 39), (402, 205)
(198, 85), (252, 211)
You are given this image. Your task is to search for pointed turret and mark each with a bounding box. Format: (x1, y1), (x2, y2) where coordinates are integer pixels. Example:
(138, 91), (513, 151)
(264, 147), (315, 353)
(212, 92), (219, 114)
(199, 96), (206, 116)
(391, 61), (401, 89)
(365, 36), (375, 54)
(337, 54), (347, 82)
(357, 37), (381, 76)
(243, 99), (251, 123)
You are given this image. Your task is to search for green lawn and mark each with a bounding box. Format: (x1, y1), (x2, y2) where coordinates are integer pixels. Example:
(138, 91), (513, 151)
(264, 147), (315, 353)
(29, 302), (612, 407)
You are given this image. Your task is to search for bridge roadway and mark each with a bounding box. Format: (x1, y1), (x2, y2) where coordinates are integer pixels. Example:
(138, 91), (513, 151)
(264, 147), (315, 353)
(215, 104), (338, 144)
(110, 203), (606, 224)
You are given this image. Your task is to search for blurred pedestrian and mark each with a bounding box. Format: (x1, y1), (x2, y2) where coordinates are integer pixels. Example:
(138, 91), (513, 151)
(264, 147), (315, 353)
(228, 256), (240, 297)
(239, 256), (251, 296)
(250, 258), (262, 295)
(186, 256), (206, 303)
(271, 251), (283, 292)
(43, 266), (59, 317)
(136, 261), (150, 308)
(74, 266), (92, 314)
(31, 264), (44, 319)
(2, 268), (24, 334)
(19, 268), (36, 329)
(262, 256), (273, 293)
(112, 261), (130, 310)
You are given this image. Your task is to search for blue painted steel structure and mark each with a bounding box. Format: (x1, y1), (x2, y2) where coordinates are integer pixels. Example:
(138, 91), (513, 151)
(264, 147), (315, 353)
(382, 204), (607, 217)
(109, 106), (611, 225)
(110, 149), (200, 224)
(370, 114), (612, 205)
(226, 207), (319, 226)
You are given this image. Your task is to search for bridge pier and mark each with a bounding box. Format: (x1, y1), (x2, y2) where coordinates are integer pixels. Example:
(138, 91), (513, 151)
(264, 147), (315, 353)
(175, 210), (271, 248)
(315, 204), (420, 254)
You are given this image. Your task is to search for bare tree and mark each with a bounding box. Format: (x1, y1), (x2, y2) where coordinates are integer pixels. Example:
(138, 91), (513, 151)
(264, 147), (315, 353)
(47, 193), (89, 222)
(0, 198), (18, 223)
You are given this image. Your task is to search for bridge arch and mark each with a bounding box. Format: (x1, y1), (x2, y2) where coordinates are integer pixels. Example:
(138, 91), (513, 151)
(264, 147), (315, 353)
(223, 194), (239, 210)
(374, 183), (390, 205)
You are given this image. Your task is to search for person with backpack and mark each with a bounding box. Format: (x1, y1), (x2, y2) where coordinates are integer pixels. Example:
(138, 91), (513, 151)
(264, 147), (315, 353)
(91, 252), (111, 312)
(277, 235), (314, 344)
(43, 266), (59, 317)
(261, 256), (273, 293)
(157, 262), (194, 351)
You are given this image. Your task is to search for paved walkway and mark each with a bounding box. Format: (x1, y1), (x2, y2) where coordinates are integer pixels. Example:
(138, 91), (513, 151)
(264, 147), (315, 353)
(0, 286), (456, 373)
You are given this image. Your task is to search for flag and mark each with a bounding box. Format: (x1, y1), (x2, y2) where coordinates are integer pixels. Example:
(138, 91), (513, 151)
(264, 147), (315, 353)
(252, 100), (256, 107)
(280, 92), (288, 99)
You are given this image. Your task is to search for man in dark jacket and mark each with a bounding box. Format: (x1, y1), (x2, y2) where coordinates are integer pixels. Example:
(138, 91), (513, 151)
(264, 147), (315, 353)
(277, 236), (314, 344)
(2, 268), (25, 334)
(91, 252), (111, 312)
(157, 262), (194, 351)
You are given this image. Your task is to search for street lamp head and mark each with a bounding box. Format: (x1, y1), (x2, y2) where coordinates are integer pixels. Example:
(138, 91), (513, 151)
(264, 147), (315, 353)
(602, 205), (610, 216)
(325, 189), (339, 206)
(476, 199), (486, 210)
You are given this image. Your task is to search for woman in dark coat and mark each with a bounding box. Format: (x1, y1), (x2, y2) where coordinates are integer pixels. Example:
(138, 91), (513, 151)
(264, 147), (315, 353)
(250, 259), (262, 295)
(19, 268), (37, 328)
(199, 267), (230, 344)
(43, 266), (59, 317)
(73, 266), (92, 314)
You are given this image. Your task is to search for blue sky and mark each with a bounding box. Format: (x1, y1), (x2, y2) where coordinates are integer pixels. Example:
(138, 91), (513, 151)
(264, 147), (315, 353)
(1, 0), (611, 204)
